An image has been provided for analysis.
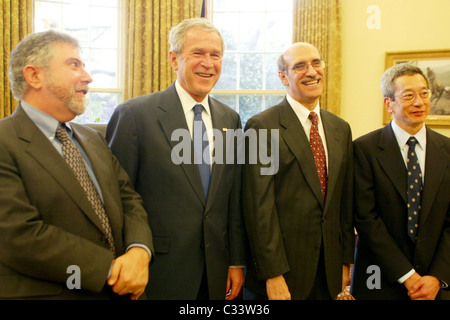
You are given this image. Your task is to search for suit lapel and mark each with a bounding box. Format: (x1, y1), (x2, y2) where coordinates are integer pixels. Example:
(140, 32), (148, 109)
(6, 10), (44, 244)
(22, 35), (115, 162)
(321, 110), (343, 213)
(157, 84), (206, 205)
(376, 123), (407, 204)
(13, 106), (107, 234)
(279, 100), (325, 207)
(420, 128), (448, 224)
(205, 97), (228, 210)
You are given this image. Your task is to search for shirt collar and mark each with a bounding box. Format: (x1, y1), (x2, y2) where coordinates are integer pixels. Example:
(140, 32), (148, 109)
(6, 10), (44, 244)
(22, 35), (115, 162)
(286, 94), (321, 126)
(175, 80), (211, 116)
(391, 120), (427, 150)
(21, 100), (73, 139)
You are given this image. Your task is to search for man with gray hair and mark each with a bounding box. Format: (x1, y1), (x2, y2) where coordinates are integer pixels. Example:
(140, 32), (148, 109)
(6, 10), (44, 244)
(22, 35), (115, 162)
(351, 63), (450, 299)
(0, 30), (153, 299)
(106, 18), (247, 300)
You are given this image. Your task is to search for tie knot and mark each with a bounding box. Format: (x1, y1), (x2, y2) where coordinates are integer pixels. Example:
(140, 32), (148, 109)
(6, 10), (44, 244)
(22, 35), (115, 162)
(309, 112), (318, 124)
(193, 104), (204, 115)
(55, 123), (70, 142)
(407, 137), (418, 147)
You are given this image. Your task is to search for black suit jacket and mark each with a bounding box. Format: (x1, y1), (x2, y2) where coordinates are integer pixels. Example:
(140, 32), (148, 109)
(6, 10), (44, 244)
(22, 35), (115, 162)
(351, 123), (450, 299)
(242, 98), (354, 299)
(106, 83), (247, 299)
(0, 105), (153, 299)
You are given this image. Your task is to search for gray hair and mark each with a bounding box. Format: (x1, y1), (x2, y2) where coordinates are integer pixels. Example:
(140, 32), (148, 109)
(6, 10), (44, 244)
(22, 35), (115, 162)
(380, 63), (430, 100)
(168, 17), (224, 54)
(9, 30), (80, 100)
(277, 42), (323, 72)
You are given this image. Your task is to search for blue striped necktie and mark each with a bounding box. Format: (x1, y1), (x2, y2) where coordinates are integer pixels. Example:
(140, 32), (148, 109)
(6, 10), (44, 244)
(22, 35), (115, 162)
(193, 104), (211, 200)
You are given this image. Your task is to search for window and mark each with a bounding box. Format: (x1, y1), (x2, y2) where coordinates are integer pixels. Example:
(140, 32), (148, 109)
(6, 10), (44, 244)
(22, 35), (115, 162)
(208, 0), (293, 125)
(34, 0), (123, 124)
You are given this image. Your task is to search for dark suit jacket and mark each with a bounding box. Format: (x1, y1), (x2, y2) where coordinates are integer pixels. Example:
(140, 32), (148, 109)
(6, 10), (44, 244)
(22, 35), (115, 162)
(0, 105), (153, 299)
(351, 123), (450, 300)
(106, 83), (247, 299)
(242, 98), (354, 299)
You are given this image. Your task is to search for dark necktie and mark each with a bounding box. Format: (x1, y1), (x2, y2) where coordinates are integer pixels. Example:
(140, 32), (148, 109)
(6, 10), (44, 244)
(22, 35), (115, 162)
(193, 104), (211, 200)
(309, 112), (327, 200)
(406, 136), (422, 243)
(55, 123), (116, 254)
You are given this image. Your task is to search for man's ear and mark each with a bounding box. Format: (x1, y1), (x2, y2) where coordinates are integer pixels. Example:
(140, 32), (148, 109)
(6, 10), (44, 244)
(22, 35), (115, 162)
(169, 51), (178, 71)
(23, 65), (44, 89)
(384, 97), (393, 114)
(278, 70), (288, 86)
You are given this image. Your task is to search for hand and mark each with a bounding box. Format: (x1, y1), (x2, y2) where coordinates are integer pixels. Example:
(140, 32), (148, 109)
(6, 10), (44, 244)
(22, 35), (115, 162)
(107, 247), (151, 300)
(408, 275), (441, 300)
(225, 267), (244, 300)
(266, 275), (291, 300)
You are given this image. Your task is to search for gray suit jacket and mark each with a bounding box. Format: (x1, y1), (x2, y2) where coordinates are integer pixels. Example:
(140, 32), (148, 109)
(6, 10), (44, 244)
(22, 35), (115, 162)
(242, 98), (354, 299)
(0, 105), (153, 299)
(106, 83), (247, 299)
(351, 123), (450, 299)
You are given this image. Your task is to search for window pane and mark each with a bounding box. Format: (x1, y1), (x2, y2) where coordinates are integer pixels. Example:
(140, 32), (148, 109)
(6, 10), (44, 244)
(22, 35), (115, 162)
(239, 95), (263, 126)
(215, 53), (238, 90)
(74, 92), (121, 124)
(214, 13), (238, 51)
(265, 53), (284, 90)
(239, 54), (264, 90)
(239, 13), (265, 52)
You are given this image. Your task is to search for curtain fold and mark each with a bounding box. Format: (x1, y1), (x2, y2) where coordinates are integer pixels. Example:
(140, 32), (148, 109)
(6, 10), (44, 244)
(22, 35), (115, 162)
(293, 0), (342, 115)
(124, 0), (203, 100)
(0, 0), (32, 119)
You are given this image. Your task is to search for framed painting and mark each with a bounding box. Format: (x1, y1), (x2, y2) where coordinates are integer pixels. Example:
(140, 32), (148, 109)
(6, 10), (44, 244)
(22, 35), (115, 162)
(383, 49), (450, 126)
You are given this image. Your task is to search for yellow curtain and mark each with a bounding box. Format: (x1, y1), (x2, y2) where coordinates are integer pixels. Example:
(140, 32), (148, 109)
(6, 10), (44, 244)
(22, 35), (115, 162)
(124, 0), (204, 100)
(293, 0), (342, 115)
(0, 0), (33, 119)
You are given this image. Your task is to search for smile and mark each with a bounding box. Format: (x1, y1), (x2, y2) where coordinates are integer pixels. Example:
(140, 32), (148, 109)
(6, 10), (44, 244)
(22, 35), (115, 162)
(196, 73), (214, 78)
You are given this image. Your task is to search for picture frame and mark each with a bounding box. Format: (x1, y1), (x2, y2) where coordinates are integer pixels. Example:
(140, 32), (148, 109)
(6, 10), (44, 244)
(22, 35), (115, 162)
(383, 49), (450, 126)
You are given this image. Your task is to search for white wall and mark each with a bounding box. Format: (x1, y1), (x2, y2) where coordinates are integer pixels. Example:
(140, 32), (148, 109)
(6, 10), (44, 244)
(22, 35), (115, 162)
(341, 0), (450, 138)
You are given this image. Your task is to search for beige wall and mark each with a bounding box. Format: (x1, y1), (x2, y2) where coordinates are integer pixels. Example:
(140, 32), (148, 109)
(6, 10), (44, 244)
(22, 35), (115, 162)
(341, 0), (450, 139)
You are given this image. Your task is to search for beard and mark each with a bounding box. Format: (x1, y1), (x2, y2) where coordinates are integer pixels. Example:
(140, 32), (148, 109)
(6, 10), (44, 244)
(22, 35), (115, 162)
(46, 77), (87, 116)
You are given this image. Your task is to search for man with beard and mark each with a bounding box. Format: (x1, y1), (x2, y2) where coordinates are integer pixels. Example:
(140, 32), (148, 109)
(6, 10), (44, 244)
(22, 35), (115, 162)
(0, 30), (153, 300)
(242, 42), (354, 300)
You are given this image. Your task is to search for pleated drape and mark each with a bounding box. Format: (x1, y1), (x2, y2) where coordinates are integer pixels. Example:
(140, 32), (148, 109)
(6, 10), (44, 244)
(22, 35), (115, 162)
(0, 0), (32, 119)
(293, 0), (342, 115)
(124, 0), (203, 100)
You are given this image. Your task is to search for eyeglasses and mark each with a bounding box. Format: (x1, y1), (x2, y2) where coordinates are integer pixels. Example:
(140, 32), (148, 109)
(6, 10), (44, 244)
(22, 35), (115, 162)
(394, 89), (432, 103)
(289, 60), (326, 74)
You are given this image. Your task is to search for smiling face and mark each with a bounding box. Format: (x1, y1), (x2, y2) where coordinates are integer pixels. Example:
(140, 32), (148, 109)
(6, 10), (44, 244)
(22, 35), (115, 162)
(278, 43), (324, 110)
(169, 28), (223, 102)
(385, 73), (430, 135)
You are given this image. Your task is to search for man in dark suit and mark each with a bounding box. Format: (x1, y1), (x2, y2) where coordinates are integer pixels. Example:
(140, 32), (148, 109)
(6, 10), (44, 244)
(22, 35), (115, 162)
(351, 63), (450, 300)
(0, 30), (153, 300)
(106, 18), (247, 300)
(242, 42), (354, 300)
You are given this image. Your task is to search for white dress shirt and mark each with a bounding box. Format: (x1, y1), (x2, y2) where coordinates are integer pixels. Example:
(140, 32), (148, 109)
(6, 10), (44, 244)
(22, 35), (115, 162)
(286, 94), (329, 168)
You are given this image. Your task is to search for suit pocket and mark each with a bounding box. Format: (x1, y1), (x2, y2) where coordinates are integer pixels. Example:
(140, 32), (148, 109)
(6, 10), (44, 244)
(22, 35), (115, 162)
(0, 275), (63, 299)
(153, 236), (170, 253)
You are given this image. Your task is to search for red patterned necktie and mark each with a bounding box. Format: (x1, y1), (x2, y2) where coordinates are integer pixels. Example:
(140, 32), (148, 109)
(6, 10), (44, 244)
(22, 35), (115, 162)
(56, 123), (116, 255)
(309, 112), (327, 200)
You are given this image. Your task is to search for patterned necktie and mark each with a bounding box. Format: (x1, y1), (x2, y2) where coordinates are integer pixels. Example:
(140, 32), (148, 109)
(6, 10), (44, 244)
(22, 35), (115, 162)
(309, 112), (327, 200)
(55, 123), (116, 254)
(406, 136), (422, 243)
(193, 104), (211, 200)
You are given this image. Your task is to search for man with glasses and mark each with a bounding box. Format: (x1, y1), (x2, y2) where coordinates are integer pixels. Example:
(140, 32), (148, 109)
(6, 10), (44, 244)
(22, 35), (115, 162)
(351, 63), (450, 299)
(242, 42), (354, 299)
